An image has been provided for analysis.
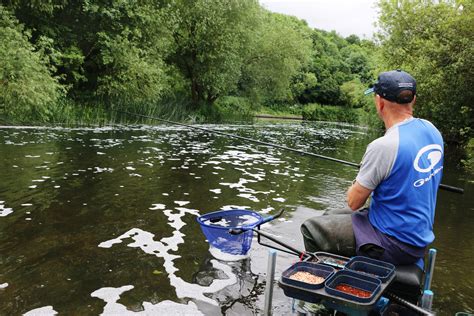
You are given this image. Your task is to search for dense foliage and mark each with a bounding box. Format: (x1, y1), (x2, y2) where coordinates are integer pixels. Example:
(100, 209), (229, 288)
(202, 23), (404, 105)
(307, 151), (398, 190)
(0, 0), (471, 149)
(0, 6), (64, 120)
(0, 1), (373, 118)
(376, 0), (473, 145)
(302, 104), (360, 124)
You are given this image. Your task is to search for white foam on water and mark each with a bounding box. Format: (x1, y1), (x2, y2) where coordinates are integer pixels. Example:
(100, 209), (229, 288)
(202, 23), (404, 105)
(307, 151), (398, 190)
(98, 206), (236, 306)
(174, 201), (190, 206)
(204, 218), (231, 227)
(237, 193), (260, 203)
(23, 306), (57, 316)
(21, 203), (33, 207)
(219, 177), (269, 199)
(126, 166), (136, 171)
(205, 161), (221, 165)
(273, 197), (286, 202)
(97, 152), (106, 155)
(261, 207), (274, 214)
(0, 203), (13, 217)
(28, 185), (37, 189)
(219, 178), (256, 189)
(238, 214), (260, 226)
(94, 167), (114, 173)
(129, 173), (142, 177)
(271, 169), (290, 176)
(234, 167), (266, 182)
(220, 205), (251, 211)
(149, 204), (166, 210)
(208, 246), (249, 261)
(0, 283), (8, 289)
(209, 189), (221, 194)
(91, 285), (204, 315)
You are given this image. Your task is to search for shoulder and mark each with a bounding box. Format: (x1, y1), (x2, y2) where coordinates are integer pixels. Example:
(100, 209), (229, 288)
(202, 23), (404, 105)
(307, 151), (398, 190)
(367, 127), (399, 153)
(419, 118), (443, 135)
(406, 118), (443, 141)
(419, 118), (436, 128)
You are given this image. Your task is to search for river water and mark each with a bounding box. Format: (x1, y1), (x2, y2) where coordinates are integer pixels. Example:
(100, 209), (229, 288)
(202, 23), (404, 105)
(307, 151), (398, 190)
(0, 122), (472, 315)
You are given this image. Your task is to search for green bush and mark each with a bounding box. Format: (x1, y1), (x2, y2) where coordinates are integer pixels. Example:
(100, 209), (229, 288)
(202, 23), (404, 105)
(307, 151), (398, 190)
(302, 103), (360, 124)
(212, 96), (254, 122)
(258, 103), (303, 116)
(461, 138), (474, 173)
(0, 6), (65, 122)
(377, 0), (473, 146)
(340, 78), (371, 108)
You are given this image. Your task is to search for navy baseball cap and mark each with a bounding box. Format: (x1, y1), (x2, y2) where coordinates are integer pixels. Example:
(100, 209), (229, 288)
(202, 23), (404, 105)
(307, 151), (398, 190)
(364, 70), (417, 104)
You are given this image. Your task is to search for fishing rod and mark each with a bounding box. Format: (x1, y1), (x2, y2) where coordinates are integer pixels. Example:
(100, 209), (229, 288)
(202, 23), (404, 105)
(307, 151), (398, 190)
(117, 110), (464, 194)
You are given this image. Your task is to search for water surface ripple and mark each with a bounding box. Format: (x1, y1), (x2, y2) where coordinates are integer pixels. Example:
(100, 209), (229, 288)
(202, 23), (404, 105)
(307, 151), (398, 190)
(0, 122), (472, 315)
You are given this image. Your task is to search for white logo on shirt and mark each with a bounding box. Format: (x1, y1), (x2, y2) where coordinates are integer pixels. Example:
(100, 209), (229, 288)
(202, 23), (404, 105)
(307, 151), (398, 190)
(413, 144), (443, 187)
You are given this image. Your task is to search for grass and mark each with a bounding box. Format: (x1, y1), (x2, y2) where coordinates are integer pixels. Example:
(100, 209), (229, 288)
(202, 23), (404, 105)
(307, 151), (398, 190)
(256, 104), (303, 117)
(302, 103), (361, 124)
(0, 96), (257, 127)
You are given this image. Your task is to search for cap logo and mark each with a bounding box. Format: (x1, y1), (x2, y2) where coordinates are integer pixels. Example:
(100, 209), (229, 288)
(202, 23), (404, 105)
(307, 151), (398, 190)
(398, 83), (413, 88)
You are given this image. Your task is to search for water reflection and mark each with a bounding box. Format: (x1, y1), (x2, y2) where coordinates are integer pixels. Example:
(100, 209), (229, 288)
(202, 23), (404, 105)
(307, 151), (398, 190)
(0, 122), (471, 315)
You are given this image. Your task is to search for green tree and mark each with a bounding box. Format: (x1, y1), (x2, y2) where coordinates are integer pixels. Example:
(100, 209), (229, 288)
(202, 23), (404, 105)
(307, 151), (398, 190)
(240, 12), (313, 103)
(168, 0), (260, 107)
(377, 0), (473, 145)
(298, 30), (358, 105)
(5, 0), (173, 104)
(0, 6), (64, 120)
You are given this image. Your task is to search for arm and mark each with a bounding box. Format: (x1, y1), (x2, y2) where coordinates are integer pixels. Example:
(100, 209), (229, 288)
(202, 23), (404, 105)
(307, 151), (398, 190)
(347, 181), (373, 211)
(347, 135), (397, 211)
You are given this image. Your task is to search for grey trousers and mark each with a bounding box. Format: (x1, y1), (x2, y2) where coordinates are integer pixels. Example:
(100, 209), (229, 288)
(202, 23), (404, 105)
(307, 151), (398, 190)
(300, 208), (356, 257)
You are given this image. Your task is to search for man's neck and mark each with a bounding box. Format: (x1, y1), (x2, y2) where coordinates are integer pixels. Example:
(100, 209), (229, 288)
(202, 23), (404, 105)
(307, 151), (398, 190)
(384, 113), (413, 130)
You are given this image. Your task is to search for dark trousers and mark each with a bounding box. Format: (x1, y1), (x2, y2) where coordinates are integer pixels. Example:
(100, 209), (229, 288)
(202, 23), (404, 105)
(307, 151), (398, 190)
(300, 208), (356, 257)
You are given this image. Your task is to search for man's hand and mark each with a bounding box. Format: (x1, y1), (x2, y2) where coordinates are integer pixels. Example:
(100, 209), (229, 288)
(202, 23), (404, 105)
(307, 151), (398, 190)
(347, 180), (373, 211)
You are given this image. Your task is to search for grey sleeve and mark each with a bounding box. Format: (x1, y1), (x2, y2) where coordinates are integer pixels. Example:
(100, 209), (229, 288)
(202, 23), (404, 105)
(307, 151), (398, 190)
(355, 131), (399, 190)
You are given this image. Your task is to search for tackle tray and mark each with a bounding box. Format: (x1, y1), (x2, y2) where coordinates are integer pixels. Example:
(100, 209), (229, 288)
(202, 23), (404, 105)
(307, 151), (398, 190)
(279, 257), (396, 311)
(344, 256), (396, 282)
(281, 262), (335, 290)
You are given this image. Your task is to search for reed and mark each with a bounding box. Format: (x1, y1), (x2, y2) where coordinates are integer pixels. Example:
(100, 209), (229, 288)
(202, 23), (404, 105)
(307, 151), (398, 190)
(302, 103), (360, 124)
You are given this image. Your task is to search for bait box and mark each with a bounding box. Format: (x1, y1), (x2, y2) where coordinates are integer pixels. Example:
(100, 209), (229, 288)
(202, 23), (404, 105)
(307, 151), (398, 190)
(344, 256), (395, 282)
(281, 262), (335, 290)
(325, 270), (381, 303)
(279, 257), (395, 310)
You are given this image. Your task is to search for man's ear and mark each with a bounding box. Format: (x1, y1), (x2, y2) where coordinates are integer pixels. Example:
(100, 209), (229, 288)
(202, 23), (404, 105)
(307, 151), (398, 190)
(375, 95), (384, 112)
(378, 96), (385, 112)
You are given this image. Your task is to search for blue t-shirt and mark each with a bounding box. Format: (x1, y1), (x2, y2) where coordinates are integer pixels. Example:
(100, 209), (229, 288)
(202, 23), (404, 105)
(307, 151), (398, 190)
(356, 118), (444, 247)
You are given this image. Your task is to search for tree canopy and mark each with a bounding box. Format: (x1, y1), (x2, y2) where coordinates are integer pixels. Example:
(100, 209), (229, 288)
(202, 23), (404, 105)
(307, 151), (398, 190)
(0, 0), (471, 148)
(376, 0), (473, 145)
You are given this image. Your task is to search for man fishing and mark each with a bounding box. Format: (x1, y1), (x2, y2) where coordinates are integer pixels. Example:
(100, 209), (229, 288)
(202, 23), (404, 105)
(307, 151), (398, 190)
(301, 70), (444, 266)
